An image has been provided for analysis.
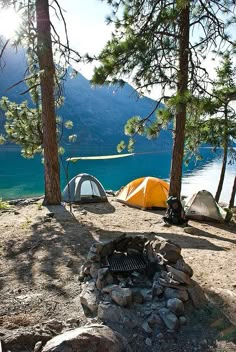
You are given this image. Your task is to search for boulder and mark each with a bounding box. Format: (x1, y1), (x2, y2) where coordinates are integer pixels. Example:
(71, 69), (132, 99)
(1, 328), (51, 352)
(80, 281), (98, 313)
(159, 308), (179, 331)
(164, 287), (189, 302)
(111, 287), (133, 307)
(152, 281), (164, 297)
(90, 262), (101, 279)
(166, 265), (191, 284)
(187, 279), (207, 308)
(42, 324), (132, 352)
(159, 240), (182, 263)
(166, 298), (185, 316)
(97, 303), (124, 322)
(172, 258), (193, 277)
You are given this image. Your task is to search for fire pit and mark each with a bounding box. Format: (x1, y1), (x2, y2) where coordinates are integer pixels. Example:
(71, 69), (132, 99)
(79, 234), (206, 333)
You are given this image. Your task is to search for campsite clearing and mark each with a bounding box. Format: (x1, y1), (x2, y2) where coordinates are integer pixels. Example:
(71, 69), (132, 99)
(0, 197), (236, 351)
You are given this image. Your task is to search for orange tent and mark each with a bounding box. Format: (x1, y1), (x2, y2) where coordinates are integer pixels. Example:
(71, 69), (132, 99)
(116, 176), (169, 209)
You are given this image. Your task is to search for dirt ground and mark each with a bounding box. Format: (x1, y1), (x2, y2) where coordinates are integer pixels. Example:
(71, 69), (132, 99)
(0, 197), (236, 351)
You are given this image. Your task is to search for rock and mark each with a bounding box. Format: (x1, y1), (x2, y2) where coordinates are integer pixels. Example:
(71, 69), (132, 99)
(66, 318), (80, 325)
(90, 262), (100, 279)
(102, 284), (120, 294)
(97, 303), (124, 322)
(45, 319), (63, 332)
(152, 281), (164, 297)
(80, 261), (91, 276)
(114, 235), (130, 251)
(160, 271), (181, 286)
(142, 321), (153, 333)
(111, 287), (133, 307)
(166, 265), (191, 284)
(132, 289), (144, 304)
(42, 324), (132, 352)
(164, 287), (189, 302)
(159, 308), (179, 331)
(34, 341), (43, 352)
(90, 242), (103, 254)
(105, 272), (114, 285)
(100, 241), (115, 257)
(80, 281), (98, 313)
(184, 226), (198, 235)
(159, 239), (182, 263)
(187, 280), (207, 308)
(166, 298), (185, 315)
(172, 258), (193, 277)
(46, 212), (54, 218)
(179, 316), (187, 325)
(1, 328), (51, 352)
(147, 313), (162, 326)
(145, 337), (152, 346)
(140, 288), (153, 302)
(87, 251), (101, 262)
(96, 268), (109, 290)
(156, 332), (164, 340)
(66, 258), (73, 267)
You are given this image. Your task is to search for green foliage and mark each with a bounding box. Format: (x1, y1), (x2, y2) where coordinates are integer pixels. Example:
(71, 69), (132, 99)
(117, 140), (126, 153)
(0, 96), (77, 158)
(64, 120), (73, 129)
(0, 198), (9, 210)
(0, 97), (43, 158)
(0, 0), (79, 159)
(124, 116), (144, 136)
(184, 53), (236, 162)
(92, 0), (235, 156)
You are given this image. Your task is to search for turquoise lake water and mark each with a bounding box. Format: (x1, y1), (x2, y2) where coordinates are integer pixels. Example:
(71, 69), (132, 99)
(0, 146), (235, 203)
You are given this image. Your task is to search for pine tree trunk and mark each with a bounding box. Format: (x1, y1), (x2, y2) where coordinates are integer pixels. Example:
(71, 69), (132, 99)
(215, 103), (228, 203)
(229, 176), (236, 209)
(215, 142), (228, 203)
(169, 2), (190, 198)
(36, 0), (61, 205)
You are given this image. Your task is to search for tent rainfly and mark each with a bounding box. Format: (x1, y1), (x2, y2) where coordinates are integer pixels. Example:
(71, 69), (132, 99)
(62, 173), (107, 203)
(184, 190), (227, 222)
(116, 176), (169, 209)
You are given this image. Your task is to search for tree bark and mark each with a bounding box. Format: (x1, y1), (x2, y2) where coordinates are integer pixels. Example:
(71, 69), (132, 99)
(215, 103), (228, 203)
(169, 2), (190, 198)
(36, 0), (61, 205)
(229, 176), (236, 209)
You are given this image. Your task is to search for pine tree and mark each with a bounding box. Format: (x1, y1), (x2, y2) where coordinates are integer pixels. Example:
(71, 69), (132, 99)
(91, 0), (236, 198)
(184, 53), (236, 203)
(0, 0), (80, 204)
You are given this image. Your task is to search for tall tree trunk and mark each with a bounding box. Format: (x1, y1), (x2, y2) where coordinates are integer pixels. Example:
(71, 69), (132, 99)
(169, 2), (190, 198)
(215, 103), (228, 203)
(36, 0), (61, 205)
(229, 176), (236, 209)
(225, 176), (236, 223)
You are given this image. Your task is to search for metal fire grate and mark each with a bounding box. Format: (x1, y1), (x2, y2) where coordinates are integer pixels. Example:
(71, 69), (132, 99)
(106, 253), (147, 272)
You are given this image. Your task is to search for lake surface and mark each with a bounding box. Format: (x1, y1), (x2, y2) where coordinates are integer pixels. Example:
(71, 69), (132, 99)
(0, 146), (235, 203)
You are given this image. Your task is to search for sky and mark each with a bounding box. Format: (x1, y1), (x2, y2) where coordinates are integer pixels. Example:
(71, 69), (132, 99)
(0, 0), (236, 102)
(54, 0), (113, 80)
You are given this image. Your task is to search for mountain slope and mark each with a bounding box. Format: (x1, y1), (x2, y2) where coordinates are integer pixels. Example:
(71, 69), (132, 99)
(0, 47), (172, 154)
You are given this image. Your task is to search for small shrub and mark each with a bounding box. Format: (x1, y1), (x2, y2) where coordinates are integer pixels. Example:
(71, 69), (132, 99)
(0, 198), (9, 210)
